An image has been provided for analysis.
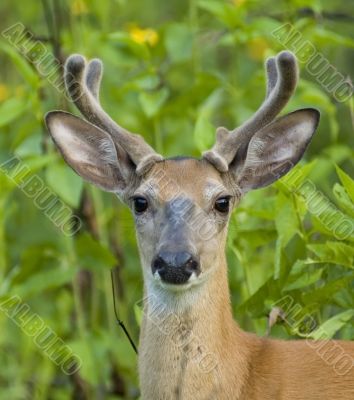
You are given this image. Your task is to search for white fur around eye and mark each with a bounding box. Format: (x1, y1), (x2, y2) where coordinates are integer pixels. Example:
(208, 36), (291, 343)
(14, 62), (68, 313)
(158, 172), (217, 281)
(204, 179), (227, 201)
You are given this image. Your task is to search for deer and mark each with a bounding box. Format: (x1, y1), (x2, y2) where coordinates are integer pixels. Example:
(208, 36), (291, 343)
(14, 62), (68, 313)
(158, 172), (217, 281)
(45, 50), (354, 399)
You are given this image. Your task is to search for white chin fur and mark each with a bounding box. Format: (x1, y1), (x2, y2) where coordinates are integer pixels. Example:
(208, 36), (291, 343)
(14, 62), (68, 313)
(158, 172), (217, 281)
(152, 271), (199, 292)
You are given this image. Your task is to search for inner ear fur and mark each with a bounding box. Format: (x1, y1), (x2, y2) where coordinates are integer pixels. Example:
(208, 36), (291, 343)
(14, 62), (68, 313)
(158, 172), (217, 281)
(45, 111), (135, 193)
(235, 108), (320, 193)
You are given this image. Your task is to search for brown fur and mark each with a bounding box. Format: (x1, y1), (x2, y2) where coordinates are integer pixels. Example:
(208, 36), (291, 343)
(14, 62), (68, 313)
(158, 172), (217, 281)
(136, 160), (354, 400)
(45, 51), (352, 400)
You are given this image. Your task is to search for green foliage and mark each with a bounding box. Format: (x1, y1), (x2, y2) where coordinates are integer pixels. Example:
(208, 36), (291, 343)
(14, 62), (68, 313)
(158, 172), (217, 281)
(0, 0), (353, 398)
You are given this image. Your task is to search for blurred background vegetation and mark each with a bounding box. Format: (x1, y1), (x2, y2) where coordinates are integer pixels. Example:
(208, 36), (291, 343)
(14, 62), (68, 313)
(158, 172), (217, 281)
(0, 0), (353, 398)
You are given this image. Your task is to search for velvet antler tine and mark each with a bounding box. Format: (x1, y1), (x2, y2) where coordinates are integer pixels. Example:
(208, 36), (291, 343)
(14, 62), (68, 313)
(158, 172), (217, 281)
(203, 51), (298, 171)
(64, 54), (114, 133)
(64, 54), (162, 174)
(265, 56), (277, 98)
(230, 51), (298, 136)
(86, 58), (103, 100)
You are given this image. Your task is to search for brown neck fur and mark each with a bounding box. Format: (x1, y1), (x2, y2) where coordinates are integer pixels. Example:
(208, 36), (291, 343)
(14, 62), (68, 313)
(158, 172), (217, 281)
(138, 253), (257, 399)
(138, 253), (354, 400)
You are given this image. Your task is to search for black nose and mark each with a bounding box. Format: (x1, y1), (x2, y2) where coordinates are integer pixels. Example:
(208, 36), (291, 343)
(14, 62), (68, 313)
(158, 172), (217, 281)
(152, 251), (200, 285)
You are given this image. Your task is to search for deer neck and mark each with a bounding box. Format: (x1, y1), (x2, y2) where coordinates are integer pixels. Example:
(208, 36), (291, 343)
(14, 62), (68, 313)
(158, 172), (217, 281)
(138, 253), (252, 399)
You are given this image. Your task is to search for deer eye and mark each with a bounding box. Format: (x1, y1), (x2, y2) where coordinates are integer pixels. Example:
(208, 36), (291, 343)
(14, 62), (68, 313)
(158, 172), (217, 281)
(214, 196), (231, 214)
(133, 196), (148, 214)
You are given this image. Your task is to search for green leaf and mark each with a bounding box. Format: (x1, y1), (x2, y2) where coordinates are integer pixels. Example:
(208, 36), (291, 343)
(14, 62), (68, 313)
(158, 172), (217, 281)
(139, 87), (169, 118)
(13, 244), (60, 286)
(14, 134), (43, 157)
(309, 310), (354, 340)
(273, 236), (284, 280)
(277, 160), (317, 193)
(333, 183), (354, 218)
(323, 145), (352, 165)
(237, 276), (281, 318)
(198, 0), (241, 28)
(302, 277), (353, 305)
(193, 113), (215, 152)
(335, 165), (354, 204)
(69, 333), (109, 385)
(275, 194), (299, 245)
(0, 98), (29, 127)
(313, 27), (354, 49)
(103, 330), (137, 370)
(134, 302), (143, 327)
(11, 267), (76, 298)
(164, 23), (194, 63)
(283, 266), (323, 291)
(24, 154), (59, 173)
(238, 194), (277, 220)
(307, 242), (354, 268)
(311, 216), (354, 243)
(193, 88), (223, 152)
(45, 163), (83, 208)
(75, 233), (117, 271)
(0, 42), (39, 88)
(233, 227), (276, 248)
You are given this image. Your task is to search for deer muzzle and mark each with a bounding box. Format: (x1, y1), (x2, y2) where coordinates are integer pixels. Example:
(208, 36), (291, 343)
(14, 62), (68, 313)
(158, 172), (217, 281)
(151, 251), (200, 285)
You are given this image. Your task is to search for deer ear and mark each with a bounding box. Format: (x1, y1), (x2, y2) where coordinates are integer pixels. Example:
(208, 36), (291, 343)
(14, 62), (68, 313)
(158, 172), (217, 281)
(235, 108), (320, 192)
(45, 111), (135, 193)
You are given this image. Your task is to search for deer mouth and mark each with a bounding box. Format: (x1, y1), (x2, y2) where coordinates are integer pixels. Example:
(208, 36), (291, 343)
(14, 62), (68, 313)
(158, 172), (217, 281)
(156, 266), (193, 285)
(152, 269), (202, 293)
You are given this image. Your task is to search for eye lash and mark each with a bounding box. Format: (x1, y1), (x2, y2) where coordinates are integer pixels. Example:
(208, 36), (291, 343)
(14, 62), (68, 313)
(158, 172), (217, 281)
(214, 194), (233, 202)
(130, 194), (145, 201)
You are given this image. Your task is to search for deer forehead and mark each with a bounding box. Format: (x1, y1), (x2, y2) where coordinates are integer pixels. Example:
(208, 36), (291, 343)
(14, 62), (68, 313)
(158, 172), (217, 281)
(136, 158), (228, 204)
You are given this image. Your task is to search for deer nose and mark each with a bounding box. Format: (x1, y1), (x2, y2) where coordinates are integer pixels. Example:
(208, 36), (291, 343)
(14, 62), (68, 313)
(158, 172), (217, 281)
(151, 251), (200, 285)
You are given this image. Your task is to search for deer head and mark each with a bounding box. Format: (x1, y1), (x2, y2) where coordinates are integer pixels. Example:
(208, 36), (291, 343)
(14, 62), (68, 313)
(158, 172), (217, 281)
(45, 51), (319, 296)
